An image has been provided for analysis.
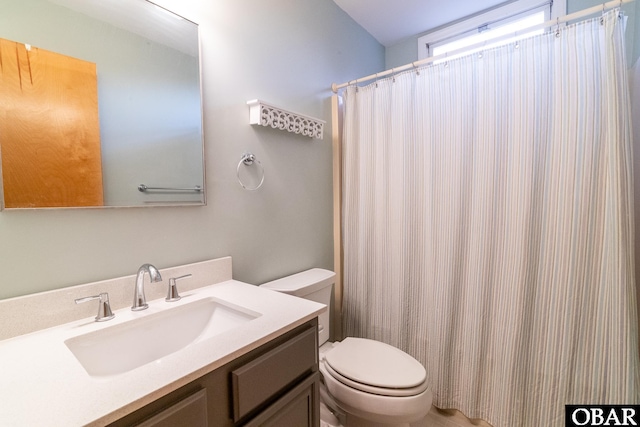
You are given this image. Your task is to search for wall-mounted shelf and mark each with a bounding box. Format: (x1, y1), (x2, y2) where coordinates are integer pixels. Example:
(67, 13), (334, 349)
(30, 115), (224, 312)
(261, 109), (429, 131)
(247, 99), (325, 139)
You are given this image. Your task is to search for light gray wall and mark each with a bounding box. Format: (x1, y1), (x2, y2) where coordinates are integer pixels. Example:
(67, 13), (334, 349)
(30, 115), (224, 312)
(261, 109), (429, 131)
(385, 37), (417, 71)
(0, 0), (384, 299)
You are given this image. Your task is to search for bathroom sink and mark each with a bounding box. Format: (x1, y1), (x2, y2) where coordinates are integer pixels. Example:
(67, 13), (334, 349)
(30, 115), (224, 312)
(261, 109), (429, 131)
(65, 297), (260, 376)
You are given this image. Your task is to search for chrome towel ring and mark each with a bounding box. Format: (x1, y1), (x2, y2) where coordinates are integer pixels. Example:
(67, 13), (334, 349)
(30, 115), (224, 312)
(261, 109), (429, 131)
(237, 152), (265, 191)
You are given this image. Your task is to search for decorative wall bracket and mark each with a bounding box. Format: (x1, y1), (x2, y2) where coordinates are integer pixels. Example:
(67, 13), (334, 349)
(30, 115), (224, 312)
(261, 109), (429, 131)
(247, 99), (325, 139)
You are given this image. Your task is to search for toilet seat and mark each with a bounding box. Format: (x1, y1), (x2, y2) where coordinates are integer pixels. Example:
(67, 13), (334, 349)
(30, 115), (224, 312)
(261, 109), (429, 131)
(319, 362), (432, 424)
(322, 338), (428, 397)
(322, 362), (430, 397)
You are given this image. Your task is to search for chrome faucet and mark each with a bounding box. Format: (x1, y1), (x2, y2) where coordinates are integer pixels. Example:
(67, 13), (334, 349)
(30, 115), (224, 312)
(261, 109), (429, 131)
(132, 263), (163, 311)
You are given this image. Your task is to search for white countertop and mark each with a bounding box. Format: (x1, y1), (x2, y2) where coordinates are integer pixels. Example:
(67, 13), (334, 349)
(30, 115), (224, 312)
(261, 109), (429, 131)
(0, 280), (325, 426)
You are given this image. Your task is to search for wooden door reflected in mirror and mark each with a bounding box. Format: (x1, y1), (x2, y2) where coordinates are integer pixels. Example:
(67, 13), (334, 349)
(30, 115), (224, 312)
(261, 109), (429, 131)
(0, 38), (103, 208)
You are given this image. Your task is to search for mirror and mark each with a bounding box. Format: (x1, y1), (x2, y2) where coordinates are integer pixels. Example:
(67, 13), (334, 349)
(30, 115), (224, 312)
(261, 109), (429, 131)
(0, 0), (205, 209)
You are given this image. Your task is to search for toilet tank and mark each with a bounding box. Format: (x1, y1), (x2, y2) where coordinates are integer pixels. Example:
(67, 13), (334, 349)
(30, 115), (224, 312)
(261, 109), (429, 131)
(260, 268), (335, 345)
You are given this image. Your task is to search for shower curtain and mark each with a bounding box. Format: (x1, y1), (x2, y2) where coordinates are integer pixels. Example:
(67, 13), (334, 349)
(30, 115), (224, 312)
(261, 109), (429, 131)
(341, 9), (639, 427)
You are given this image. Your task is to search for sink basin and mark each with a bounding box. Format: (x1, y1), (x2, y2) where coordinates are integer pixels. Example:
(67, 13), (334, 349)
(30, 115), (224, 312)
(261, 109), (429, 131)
(65, 297), (260, 376)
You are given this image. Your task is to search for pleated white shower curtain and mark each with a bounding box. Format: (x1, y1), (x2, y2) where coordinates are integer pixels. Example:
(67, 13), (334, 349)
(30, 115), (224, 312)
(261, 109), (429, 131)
(341, 9), (639, 427)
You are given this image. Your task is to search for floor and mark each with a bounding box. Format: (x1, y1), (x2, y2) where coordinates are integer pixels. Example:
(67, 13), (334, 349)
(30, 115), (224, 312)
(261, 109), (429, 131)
(320, 402), (494, 427)
(424, 407), (494, 427)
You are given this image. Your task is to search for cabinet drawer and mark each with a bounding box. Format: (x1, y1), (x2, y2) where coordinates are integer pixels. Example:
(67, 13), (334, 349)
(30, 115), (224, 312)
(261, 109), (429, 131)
(243, 372), (319, 427)
(135, 389), (207, 427)
(232, 326), (317, 421)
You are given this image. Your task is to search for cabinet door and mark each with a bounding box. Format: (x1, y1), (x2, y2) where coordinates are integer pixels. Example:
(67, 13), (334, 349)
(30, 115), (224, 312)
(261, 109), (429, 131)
(136, 389), (207, 427)
(243, 373), (319, 427)
(232, 326), (317, 422)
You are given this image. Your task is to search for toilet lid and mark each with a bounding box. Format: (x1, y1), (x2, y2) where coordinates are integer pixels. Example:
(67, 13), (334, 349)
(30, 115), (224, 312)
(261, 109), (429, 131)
(324, 338), (426, 389)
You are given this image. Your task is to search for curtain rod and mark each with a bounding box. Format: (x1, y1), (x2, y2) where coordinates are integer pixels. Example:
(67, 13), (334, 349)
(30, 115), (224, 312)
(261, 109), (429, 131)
(331, 0), (633, 93)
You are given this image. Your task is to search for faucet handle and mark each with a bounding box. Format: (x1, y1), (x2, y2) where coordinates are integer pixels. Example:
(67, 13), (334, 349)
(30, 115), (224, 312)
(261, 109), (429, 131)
(166, 274), (191, 302)
(75, 292), (115, 322)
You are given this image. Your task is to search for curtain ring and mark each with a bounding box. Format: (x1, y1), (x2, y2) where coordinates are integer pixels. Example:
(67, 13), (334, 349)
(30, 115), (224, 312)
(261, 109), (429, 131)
(375, 73), (379, 88)
(619, 0), (624, 18)
(392, 68), (396, 83)
(237, 152), (265, 191)
(412, 62), (420, 76)
(555, 17), (561, 37)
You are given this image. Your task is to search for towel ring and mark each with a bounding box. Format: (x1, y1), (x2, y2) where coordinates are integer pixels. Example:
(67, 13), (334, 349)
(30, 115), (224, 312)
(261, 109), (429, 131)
(237, 152), (265, 191)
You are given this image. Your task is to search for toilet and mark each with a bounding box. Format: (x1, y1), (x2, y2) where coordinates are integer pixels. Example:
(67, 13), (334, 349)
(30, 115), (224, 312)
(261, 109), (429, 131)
(260, 268), (432, 427)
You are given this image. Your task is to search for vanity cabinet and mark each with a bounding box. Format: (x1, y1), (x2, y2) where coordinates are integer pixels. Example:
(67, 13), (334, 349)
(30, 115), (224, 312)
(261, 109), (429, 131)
(108, 319), (319, 427)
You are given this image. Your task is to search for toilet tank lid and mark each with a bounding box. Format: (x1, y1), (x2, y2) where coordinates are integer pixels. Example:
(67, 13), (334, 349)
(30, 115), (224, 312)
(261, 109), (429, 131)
(260, 268), (335, 296)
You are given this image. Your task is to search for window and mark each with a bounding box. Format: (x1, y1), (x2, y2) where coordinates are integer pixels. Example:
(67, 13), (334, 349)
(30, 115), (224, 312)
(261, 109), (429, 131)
(418, 0), (566, 61)
(432, 11), (545, 59)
